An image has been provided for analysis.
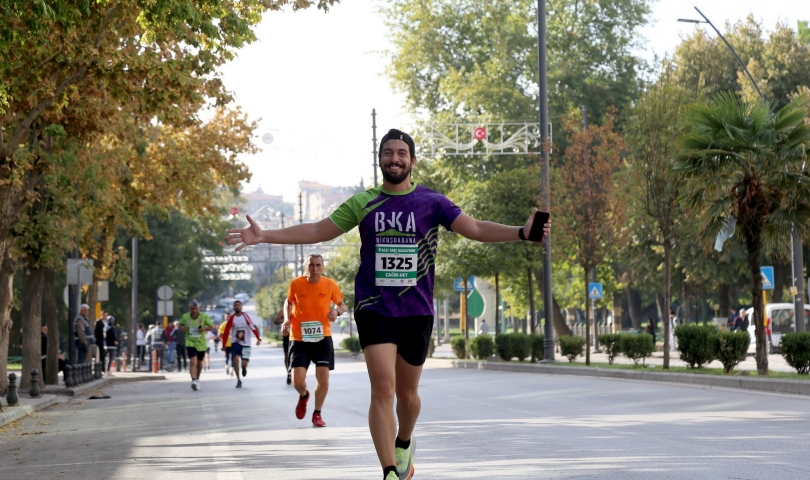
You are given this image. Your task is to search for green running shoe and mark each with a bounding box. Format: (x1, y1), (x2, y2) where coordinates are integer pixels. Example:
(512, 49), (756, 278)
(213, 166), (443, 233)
(385, 472), (399, 480)
(396, 436), (415, 480)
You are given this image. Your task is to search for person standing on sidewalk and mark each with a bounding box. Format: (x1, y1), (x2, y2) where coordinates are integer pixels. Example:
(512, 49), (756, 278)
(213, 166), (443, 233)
(179, 300), (214, 391)
(165, 320), (176, 368)
(94, 311), (110, 374)
(74, 304), (92, 365)
(146, 323), (166, 371)
(172, 320), (188, 372)
(104, 315), (119, 375)
(136, 323), (147, 370)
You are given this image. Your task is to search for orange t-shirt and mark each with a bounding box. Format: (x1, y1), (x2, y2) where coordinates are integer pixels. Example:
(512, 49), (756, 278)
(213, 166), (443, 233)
(287, 276), (343, 342)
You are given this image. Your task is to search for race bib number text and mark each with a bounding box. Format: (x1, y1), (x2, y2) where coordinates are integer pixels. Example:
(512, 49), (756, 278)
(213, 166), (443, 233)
(375, 245), (417, 286)
(301, 321), (324, 342)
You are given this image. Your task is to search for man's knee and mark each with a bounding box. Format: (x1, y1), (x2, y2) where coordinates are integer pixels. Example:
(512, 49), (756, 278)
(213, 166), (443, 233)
(371, 378), (396, 403)
(396, 387), (420, 407)
(315, 368), (329, 388)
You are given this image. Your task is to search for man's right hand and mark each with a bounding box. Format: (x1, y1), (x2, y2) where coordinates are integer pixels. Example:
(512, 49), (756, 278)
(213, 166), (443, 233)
(226, 215), (264, 252)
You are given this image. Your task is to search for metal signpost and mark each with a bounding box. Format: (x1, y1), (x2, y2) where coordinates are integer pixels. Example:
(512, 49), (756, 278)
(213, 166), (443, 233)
(589, 282), (603, 352)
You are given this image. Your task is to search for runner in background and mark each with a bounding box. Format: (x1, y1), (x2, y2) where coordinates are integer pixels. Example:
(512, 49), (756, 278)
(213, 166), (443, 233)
(284, 254), (346, 428)
(178, 300), (214, 391)
(273, 307), (292, 385)
(219, 320), (234, 376)
(221, 300), (261, 388)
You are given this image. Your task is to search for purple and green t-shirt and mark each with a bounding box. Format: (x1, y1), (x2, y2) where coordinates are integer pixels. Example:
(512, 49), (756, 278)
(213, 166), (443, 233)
(329, 184), (462, 317)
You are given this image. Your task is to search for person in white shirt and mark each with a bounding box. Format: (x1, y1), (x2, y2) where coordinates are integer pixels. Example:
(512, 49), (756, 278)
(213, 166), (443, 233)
(221, 300), (261, 388)
(136, 324), (146, 370)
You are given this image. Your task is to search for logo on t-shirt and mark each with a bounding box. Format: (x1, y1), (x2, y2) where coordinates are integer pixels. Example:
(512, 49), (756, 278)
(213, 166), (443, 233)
(374, 211), (416, 235)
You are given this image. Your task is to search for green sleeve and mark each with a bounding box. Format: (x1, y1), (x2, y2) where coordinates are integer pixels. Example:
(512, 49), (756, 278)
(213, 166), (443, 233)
(329, 188), (382, 232)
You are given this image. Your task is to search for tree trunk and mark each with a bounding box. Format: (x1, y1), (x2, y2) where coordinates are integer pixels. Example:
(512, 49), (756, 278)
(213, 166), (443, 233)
(747, 248), (769, 375)
(494, 272), (500, 335)
(527, 269), (535, 336)
(663, 241), (672, 370)
(21, 264), (45, 390)
(0, 242), (17, 395)
(718, 284), (730, 317)
(87, 278), (98, 324)
(625, 286), (643, 329)
(43, 266), (60, 385)
(773, 262), (790, 304)
(532, 268), (572, 336)
(584, 269), (591, 366)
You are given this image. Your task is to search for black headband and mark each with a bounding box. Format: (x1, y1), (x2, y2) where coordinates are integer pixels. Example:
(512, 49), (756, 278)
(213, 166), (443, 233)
(379, 129), (415, 158)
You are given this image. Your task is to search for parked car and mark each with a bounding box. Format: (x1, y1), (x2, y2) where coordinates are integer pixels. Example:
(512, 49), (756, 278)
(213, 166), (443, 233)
(745, 303), (810, 354)
(234, 292), (250, 303)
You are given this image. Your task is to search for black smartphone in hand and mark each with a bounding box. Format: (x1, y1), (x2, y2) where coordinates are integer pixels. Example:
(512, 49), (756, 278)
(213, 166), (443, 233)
(528, 211), (550, 242)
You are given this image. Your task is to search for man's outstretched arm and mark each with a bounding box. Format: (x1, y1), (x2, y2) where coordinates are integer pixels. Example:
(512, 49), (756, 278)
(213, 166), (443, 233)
(451, 208), (550, 243)
(226, 216), (344, 251)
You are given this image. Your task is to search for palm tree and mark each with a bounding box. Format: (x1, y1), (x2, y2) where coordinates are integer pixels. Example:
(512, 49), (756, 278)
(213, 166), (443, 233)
(675, 92), (810, 375)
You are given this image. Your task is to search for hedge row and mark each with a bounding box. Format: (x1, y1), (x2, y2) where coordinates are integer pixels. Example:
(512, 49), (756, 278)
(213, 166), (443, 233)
(674, 324), (750, 373)
(587, 333), (656, 365)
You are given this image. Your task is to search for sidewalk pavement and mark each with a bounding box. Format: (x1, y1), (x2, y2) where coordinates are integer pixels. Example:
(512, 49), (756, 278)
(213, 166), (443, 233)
(0, 394), (59, 429)
(432, 335), (798, 372)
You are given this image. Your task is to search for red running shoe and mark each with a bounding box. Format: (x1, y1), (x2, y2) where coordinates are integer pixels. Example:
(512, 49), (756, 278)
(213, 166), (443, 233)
(295, 391), (309, 419)
(312, 412), (326, 427)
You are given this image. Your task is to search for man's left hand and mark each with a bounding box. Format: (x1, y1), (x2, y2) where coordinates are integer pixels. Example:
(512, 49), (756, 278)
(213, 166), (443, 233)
(328, 310), (339, 322)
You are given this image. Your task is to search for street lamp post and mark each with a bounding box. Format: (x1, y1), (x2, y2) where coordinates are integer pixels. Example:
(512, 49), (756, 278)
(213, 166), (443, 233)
(538, 0), (555, 361)
(678, 6), (806, 332)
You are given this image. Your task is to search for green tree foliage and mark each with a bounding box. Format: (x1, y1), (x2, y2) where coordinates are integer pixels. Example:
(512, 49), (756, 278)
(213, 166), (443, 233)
(674, 17), (810, 107)
(675, 93), (810, 376)
(325, 230), (361, 311)
(382, 0), (651, 124)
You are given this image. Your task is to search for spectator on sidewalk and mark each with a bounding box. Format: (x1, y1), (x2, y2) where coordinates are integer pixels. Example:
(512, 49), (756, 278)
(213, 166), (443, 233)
(40, 325), (66, 380)
(146, 323), (166, 371)
(734, 308), (749, 332)
(74, 304), (92, 365)
(668, 309), (677, 351)
(172, 320), (187, 372)
(165, 320), (176, 367)
(105, 315), (119, 375)
(478, 319), (490, 335)
(727, 307), (739, 331)
(645, 317), (656, 345)
(136, 323), (147, 369)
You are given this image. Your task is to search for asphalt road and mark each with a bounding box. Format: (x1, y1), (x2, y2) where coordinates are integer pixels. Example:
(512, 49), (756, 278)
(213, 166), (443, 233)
(1, 345), (809, 479)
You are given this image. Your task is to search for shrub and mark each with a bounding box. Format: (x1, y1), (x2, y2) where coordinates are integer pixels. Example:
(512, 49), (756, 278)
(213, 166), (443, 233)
(469, 335), (495, 360)
(510, 333), (532, 362)
(621, 333), (655, 365)
(709, 331), (750, 374)
(494, 333), (513, 361)
(780, 332), (810, 374)
(674, 324), (717, 368)
(340, 336), (362, 353)
(530, 334), (545, 360)
(451, 336), (467, 359)
(597, 333), (622, 364)
(558, 335), (586, 363)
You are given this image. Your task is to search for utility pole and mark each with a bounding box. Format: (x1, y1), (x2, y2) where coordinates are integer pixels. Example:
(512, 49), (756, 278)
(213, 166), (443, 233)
(538, 0), (555, 361)
(280, 213), (286, 282)
(298, 192), (304, 277)
(372, 109), (379, 188)
(130, 237), (138, 365)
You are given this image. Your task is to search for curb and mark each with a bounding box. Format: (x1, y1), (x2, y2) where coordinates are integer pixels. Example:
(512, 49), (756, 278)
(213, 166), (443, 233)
(41, 374), (166, 397)
(450, 361), (810, 396)
(0, 394), (59, 428)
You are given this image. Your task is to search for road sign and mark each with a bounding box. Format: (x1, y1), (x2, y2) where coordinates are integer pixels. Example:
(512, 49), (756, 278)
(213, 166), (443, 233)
(467, 289), (486, 318)
(474, 127), (487, 141)
(66, 259), (94, 286)
(454, 276), (475, 292)
(761, 266), (775, 290)
(230, 207), (239, 216)
(157, 300), (174, 316)
(157, 285), (173, 300)
(97, 281), (109, 302)
(261, 132), (274, 144)
(589, 282), (604, 300)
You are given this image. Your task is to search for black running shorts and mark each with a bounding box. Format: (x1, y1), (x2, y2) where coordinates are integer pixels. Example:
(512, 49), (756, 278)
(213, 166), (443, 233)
(354, 310), (434, 366)
(186, 346), (206, 361)
(289, 337), (334, 371)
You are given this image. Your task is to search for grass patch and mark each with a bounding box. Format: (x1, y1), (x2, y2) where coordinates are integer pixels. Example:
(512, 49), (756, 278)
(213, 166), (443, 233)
(7, 364), (21, 371)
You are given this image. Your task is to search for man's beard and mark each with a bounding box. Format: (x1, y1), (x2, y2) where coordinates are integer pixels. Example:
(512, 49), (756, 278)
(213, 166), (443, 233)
(381, 163), (412, 185)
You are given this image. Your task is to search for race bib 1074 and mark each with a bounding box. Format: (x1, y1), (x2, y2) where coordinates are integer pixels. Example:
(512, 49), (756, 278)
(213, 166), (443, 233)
(301, 321), (325, 342)
(375, 245), (417, 286)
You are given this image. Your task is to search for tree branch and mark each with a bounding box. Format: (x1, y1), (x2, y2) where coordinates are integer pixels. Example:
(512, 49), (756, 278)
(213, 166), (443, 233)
(8, 50), (63, 91)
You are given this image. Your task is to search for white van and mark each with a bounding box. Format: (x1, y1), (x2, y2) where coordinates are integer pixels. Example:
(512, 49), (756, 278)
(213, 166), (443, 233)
(744, 303), (810, 353)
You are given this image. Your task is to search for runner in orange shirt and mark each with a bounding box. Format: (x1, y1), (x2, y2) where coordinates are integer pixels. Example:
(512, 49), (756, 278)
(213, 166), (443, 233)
(283, 253), (346, 427)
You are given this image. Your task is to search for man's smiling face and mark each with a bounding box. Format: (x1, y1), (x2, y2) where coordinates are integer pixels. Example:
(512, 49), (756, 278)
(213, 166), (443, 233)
(380, 139), (415, 185)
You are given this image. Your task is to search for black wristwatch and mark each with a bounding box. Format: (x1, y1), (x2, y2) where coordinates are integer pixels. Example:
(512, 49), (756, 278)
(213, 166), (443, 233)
(518, 227), (527, 241)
